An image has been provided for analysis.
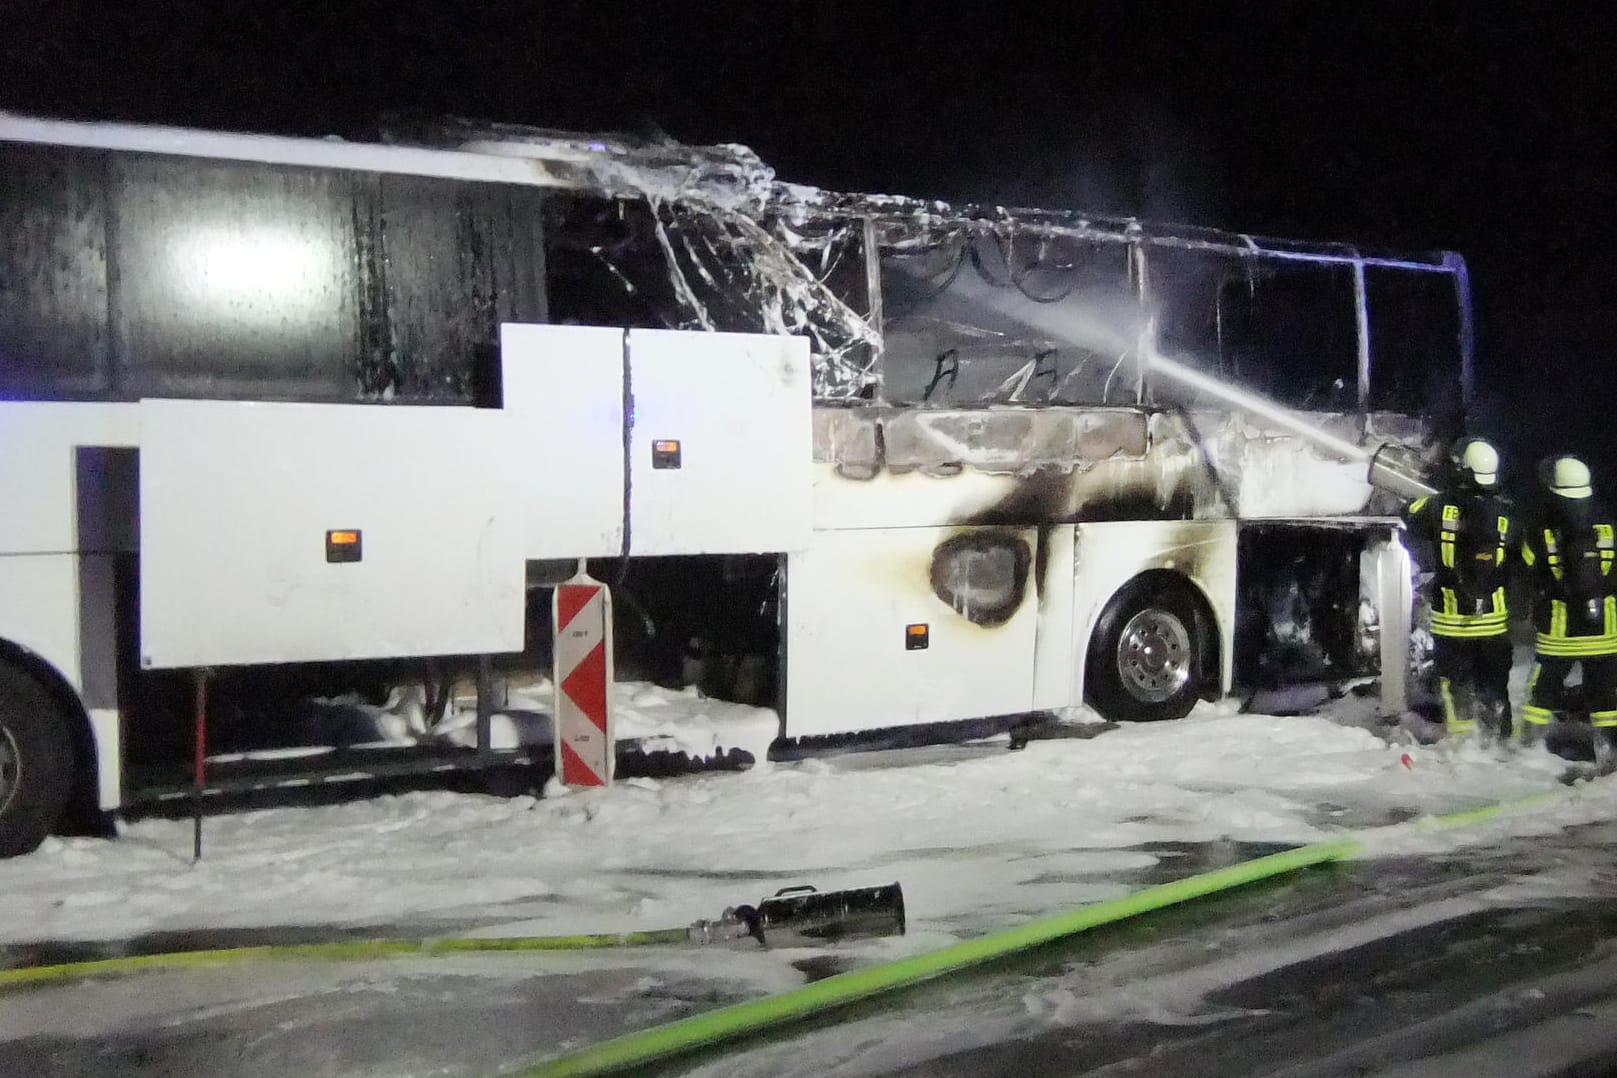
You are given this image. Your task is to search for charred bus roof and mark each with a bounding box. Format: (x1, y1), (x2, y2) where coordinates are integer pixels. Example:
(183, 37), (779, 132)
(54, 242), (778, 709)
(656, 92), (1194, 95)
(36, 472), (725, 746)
(0, 111), (1469, 414)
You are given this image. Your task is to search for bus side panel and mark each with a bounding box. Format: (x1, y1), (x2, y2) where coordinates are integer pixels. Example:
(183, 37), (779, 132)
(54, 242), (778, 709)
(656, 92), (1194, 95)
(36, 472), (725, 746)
(0, 403), (139, 554)
(138, 399), (527, 669)
(784, 526), (1037, 738)
(628, 329), (813, 557)
(0, 555), (83, 694)
(499, 323), (626, 560)
(1031, 525), (1078, 711)
(0, 404), (140, 810)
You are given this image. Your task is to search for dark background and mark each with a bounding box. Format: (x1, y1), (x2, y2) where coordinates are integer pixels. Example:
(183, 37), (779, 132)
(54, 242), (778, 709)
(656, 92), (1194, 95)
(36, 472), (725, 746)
(2, 1), (1612, 491)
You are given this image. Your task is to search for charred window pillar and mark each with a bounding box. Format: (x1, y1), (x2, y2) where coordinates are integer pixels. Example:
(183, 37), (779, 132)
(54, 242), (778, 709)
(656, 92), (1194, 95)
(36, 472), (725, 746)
(1353, 259), (1372, 427)
(862, 215), (885, 402)
(1129, 228), (1148, 405)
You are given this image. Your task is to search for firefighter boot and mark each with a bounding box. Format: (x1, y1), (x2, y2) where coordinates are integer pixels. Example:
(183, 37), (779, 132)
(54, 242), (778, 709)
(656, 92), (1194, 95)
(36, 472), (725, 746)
(1595, 726), (1617, 776)
(1464, 688), (1490, 746)
(1482, 698), (1512, 749)
(1439, 678), (1478, 742)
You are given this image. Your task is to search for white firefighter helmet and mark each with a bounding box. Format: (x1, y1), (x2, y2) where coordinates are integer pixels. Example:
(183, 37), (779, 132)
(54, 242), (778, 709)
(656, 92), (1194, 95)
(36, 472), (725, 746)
(1541, 455), (1593, 499)
(1451, 437), (1499, 488)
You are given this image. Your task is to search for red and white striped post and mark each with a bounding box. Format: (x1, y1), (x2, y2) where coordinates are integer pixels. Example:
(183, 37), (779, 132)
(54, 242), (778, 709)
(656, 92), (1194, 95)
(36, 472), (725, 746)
(553, 570), (614, 787)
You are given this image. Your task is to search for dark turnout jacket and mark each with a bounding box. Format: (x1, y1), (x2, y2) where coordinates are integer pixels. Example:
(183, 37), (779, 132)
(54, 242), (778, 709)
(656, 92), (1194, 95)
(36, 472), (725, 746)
(1403, 485), (1518, 638)
(1520, 496), (1617, 655)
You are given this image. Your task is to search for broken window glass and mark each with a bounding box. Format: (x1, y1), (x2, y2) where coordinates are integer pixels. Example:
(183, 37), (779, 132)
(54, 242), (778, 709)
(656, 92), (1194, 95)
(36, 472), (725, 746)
(1215, 258), (1359, 412)
(1366, 266), (1462, 416)
(545, 194), (878, 399)
(370, 174), (547, 402)
(1144, 244), (1249, 409)
(880, 225), (1137, 406)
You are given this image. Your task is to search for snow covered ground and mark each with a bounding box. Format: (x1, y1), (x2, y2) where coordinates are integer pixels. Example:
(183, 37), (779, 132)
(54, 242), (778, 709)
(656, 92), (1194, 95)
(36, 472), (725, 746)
(242, 678), (780, 760)
(4, 686), (1613, 953)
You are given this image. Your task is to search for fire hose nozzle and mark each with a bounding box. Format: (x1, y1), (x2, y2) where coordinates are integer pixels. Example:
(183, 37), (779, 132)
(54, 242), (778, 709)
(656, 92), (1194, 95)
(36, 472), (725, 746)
(1367, 442), (1438, 501)
(686, 908), (756, 945)
(688, 883), (907, 948)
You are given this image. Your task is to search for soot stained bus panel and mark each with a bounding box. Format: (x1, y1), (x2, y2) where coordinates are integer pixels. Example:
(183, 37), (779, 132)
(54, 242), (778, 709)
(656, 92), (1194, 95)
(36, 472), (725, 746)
(0, 143), (549, 403)
(0, 143), (111, 397)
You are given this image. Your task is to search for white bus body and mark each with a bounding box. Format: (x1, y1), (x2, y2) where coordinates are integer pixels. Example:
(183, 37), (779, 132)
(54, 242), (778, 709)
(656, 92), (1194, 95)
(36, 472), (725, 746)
(0, 114), (1450, 853)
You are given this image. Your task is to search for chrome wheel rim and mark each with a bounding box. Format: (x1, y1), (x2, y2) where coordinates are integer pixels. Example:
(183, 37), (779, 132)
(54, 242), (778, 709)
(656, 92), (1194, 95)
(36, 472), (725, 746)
(1116, 608), (1192, 703)
(0, 726), (19, 817)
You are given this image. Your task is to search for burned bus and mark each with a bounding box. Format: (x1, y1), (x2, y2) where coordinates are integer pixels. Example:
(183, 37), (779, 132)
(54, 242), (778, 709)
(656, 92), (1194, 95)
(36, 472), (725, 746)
(0, 112), (1459, 854)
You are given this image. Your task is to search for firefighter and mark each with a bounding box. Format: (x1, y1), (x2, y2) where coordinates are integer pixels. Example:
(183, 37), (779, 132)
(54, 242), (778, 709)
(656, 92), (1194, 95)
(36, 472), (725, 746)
(1403, 437), (1518, 741)
(1519, 455), (1617, 757)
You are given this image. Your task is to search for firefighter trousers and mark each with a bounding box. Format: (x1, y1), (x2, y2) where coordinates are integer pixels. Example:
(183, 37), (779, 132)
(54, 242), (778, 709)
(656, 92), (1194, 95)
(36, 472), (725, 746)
(1522, 651), (1617, 741)
(1433, 633), (1513, 738)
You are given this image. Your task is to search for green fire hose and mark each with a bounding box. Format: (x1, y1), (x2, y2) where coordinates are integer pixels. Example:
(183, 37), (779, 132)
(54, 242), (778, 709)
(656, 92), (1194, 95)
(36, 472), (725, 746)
(0, 928), (693, 989)
(516, 840), (1358, 1078)
(514, 787), (1587, 1077)
(0, 784), (1589, 1074)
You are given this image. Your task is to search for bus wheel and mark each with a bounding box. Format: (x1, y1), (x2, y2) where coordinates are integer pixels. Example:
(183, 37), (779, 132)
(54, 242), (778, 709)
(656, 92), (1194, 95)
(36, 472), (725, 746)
(0, 664), (75, 857)
(1086, 578), (1205, 722)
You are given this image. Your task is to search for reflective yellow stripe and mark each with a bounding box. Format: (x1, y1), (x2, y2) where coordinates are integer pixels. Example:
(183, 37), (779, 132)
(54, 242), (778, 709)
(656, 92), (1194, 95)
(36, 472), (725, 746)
(1439, 671), (1478, 734)
(1422, 503), (1513, 640)
(1546, 528), (1564, 581)
(1599, 524), (1615, 575)
(1409, 497), (1429, 515)
(1431, 611), (1509, 625)
(1551, 601), (1568, 638)
(1523, 664), (1551, 724)
(1431, 603), (1509, 638)
(1593, 710), (1617, 728)
(1522, 543), (1537, 567)
(1606, 596), (1616, 637)
(1535, 634), (1617, 657)
(1536, 641), (1617, 658)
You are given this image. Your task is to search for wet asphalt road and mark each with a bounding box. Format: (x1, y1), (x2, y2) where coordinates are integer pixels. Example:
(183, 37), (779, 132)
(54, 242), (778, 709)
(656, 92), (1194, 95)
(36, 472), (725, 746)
(6, 824), (1617, 1078)
(694, 821), (1617, 1078)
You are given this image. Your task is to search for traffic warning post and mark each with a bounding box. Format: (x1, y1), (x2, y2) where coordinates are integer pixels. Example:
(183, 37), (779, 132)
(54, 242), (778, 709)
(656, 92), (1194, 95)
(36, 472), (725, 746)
(553, 573), (615, 786)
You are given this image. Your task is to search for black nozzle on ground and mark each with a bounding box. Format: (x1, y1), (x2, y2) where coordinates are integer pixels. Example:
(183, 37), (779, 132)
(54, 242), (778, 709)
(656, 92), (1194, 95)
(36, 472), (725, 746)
(691, 883), (907, 948)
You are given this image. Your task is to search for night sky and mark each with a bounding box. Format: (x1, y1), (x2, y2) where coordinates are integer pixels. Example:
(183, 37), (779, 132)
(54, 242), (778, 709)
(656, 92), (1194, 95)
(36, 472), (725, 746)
(3, 2), (1613, 491)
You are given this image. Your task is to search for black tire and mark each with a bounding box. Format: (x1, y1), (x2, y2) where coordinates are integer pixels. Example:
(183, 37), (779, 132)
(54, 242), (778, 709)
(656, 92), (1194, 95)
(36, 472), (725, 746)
(1085, 577), (1207, 722)
(0, 664), (76, 857)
